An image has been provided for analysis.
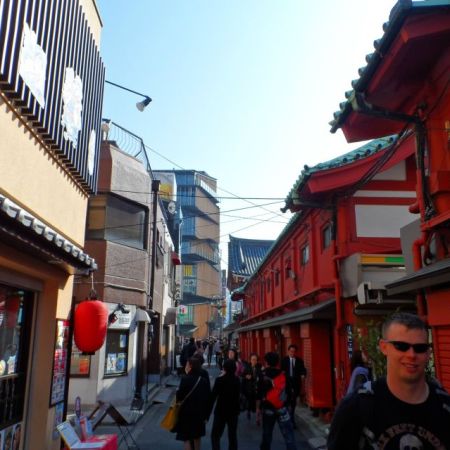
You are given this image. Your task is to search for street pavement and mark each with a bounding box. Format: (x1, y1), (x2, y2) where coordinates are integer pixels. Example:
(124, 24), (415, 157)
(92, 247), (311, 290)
(95, 364), (328, 450)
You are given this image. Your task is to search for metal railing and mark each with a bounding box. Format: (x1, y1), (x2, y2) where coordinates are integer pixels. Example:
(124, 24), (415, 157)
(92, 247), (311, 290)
(102, 119), (153, 177)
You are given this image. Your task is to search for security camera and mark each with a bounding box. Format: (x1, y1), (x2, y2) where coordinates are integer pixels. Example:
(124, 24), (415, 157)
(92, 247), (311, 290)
(118, 303), (130, 314)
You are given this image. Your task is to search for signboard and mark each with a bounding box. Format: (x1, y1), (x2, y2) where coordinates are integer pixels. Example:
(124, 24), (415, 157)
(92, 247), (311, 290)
(50, 319), (70, 406)
(0, 0), (105, 192)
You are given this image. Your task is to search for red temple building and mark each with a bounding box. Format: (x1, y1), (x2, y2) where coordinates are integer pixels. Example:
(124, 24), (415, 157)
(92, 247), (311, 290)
(234, 133), (419, 410)
(330, 0), (450, 391)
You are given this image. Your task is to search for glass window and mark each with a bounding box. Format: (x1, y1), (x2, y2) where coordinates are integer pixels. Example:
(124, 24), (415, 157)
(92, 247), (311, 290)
(0, 284), (33, 428)
(104, 330), (129, 377)
(322, 225), (332, 250)
(86, 195), (147, 250)
(301, 244), (310, 265)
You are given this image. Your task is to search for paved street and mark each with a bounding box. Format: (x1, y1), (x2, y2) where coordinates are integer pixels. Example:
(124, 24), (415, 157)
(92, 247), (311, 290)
(96, 365), (316, 450)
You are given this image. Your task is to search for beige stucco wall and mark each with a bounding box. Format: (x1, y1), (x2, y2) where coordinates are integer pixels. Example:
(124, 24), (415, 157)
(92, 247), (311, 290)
(0, 96), (88, 246)
(79, 0), (102, 45)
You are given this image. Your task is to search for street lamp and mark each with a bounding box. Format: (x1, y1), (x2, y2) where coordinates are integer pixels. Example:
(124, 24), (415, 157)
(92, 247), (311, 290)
(105, 80), (152, 112)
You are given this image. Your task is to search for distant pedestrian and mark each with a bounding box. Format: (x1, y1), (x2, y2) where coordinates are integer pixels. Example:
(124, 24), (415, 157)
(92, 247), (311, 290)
(174, 357), (211, 450)
(346, 349), (371, 395)
(280, 344), (306, 428)
(214, 340), (224, 370)
(180, 337), (197, 370)
(257, 352), (297, 450)
(226, 348), (244, 377)
(242, 353), (263, 422)
(207, 339), (214, 367)
(327, 312), (450, 449)
(209, 359), (241, 450)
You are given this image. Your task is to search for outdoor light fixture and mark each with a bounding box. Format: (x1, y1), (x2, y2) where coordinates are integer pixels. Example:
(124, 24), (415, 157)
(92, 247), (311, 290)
(105, 80), (152, 112)
(108, 303), (130, 324)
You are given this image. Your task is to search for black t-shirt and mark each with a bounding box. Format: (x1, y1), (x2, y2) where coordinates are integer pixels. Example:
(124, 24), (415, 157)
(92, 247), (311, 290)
(327, 378), (450, 450)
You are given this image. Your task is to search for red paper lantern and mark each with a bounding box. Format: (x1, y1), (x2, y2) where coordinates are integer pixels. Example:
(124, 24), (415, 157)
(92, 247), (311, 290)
(74, 300), (108, 354)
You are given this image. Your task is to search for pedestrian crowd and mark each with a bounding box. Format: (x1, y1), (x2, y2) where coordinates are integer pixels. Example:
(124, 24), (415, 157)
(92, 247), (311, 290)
(172, 336), (306, 450)
(168, 313), (450, 450)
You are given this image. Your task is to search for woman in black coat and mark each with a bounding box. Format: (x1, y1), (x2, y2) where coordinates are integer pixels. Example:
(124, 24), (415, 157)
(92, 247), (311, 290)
(208, 359), (241, 450)
(241, 352), (263, 422)
(174, 357), (211, 450)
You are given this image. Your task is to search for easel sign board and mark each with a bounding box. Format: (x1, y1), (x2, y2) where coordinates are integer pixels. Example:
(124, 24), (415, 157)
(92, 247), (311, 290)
(89, 402), (129, 429)
(57, 421), (105, 449)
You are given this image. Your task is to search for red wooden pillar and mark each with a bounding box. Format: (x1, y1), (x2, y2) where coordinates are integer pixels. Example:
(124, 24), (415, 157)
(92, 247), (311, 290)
(426, 288), (450, 392)
(301, 321), (333, 409)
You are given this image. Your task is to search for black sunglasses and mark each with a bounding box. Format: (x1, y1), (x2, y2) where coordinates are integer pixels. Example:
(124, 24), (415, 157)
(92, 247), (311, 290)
(384, 340), (431, 354)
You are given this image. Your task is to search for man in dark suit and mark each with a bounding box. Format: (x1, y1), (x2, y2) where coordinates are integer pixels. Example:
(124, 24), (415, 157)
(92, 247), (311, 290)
(281, 344), (307, 428)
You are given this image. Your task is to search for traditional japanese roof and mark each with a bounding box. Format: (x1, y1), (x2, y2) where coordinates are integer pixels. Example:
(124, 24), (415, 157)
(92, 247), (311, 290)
(0, 193), (97, 271)
(329, 0), (450, 139)
(228, 235), (275, 278)
(283, 135), (397, 210)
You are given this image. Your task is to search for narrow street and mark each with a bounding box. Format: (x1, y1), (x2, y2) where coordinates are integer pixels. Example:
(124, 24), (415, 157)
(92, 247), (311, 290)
(97, 365), (314, 450)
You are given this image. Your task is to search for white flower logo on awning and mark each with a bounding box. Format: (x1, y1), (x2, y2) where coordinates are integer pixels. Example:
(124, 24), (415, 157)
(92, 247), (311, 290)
(61, 68), (83, 148)
(18, 23), (47, 108)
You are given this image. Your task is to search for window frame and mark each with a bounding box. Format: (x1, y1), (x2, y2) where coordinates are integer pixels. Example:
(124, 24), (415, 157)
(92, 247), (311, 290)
(103, 329), (129, 378)
(322, 224), (332, 251)
(301, 244), (310, 265)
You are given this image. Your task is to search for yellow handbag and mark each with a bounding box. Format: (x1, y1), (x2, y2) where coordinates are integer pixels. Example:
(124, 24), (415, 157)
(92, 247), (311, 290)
(160, 398), (182, 431)
(160, 377), (201, 432)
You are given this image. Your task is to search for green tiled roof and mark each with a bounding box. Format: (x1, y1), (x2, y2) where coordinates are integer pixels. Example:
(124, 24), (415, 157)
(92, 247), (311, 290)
(330, 0), (450, 133)
(284, 135), (396, 206)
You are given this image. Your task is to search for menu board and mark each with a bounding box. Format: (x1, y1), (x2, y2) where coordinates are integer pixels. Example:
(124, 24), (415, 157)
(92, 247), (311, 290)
(50, 320), (70, 406)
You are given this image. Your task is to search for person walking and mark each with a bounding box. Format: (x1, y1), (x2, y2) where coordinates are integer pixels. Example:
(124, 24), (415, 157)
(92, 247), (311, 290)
(173, 357), (211, 450)
(280, 344), (307, 428)
(327, 312), (450, 449)
(193, 351), (212, 391)
(180, 337), (197, 370)
(207, 339), (214, 367)
(214, 339), (224, 370)
(257, 352), (297, 450)
(346, 349), (371, 395)
(226, 347), (245, 377)
(242, 353), (263, 422)
(208, 359), (241, 450)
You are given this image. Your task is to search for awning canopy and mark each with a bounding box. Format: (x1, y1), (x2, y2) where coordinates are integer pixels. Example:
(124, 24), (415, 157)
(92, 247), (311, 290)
(178, 324), (198, 336)
(386, 258), (450, 295)
(237, 299), (336, 333)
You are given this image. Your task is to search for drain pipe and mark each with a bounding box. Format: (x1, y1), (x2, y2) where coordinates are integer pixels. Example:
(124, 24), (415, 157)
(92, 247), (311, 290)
(331, 205), (346, 401)
(412, 235), (428, 320)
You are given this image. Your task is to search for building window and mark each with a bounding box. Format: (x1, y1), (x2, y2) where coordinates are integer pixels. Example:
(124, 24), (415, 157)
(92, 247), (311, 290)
(274, 270), (280, 286)
(266, 278), (271, 293)
(87, 195), (147, 250)
(104, 330), (129, 377)
(322, 225), (332, 250)
(301, 244), (310, 265)
(0, 284), (33, 430)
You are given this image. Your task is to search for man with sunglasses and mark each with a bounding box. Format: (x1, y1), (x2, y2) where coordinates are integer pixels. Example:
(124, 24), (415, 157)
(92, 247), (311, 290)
(327, 312), (450, 449)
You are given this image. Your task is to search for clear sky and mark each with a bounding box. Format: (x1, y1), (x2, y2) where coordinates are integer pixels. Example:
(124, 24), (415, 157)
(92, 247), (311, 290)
(96, 0), (397, 269)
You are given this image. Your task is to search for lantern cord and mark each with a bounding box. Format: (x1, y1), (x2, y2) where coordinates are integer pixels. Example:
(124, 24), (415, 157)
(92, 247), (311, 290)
(89, 272), (98, 300)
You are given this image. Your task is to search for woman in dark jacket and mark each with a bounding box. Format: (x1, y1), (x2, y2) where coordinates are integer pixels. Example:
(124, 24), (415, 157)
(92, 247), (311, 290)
(175, 357), (211, 450)
(241, 352), (263, 421)
(208, 359), (241, 450)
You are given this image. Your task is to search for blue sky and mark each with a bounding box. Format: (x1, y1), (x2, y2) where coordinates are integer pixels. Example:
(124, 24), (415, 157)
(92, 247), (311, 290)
(96, 0), (397, 268)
